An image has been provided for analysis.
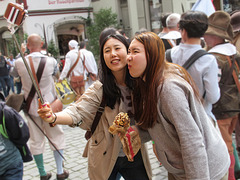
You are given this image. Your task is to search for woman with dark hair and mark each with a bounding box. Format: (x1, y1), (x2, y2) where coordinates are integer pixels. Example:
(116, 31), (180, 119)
(38, 32), (151, 180)
(127, 32), (230, 180)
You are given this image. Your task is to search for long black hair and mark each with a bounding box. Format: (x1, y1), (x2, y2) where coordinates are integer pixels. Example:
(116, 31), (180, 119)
(99, 34), (132, 109)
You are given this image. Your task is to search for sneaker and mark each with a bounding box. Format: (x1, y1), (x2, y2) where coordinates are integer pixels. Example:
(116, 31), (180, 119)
(57, 170), (69, 180)
(40, 172), (52, 180)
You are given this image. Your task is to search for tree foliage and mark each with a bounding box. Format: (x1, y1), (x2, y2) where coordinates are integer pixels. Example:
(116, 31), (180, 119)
(47, 39), (59, 59)
(86, 8), (119, 61)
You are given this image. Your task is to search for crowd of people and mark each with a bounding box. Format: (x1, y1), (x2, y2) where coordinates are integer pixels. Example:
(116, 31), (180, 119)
(1, 8), (240, 180)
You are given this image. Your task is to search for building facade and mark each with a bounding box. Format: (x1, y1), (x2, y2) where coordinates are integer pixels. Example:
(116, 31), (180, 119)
(0, 0), (93, 57)
(0, 0), (239, 58)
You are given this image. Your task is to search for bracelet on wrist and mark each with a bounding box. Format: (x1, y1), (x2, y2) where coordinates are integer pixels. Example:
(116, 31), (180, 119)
(51, 113), (57, 124)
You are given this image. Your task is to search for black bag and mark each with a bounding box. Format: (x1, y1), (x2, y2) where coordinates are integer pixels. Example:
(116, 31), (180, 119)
(0, 102), (32, 162)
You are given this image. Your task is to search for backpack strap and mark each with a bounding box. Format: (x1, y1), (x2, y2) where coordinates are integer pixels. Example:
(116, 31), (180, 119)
(165, 49), (172, 62)
(226, 55), (240, 93)
(67, 50), (81, 78)
(167, 39), (175, 48)
(183, 49), (208, 70)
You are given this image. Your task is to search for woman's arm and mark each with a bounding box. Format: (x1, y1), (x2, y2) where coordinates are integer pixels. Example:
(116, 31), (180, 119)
(38, 81), (103, 129)
(38, 104), (73, 125)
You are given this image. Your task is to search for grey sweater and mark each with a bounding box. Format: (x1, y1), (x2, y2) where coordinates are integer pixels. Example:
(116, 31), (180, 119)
(138, 73), (230, 180)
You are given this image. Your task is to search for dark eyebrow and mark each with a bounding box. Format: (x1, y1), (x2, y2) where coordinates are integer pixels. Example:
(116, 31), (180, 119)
(104, 44), (122, 50)
(132, 47), (140, 51)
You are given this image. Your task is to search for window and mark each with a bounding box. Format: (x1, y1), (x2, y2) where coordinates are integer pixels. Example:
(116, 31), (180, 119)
(149, 0), (162, 34)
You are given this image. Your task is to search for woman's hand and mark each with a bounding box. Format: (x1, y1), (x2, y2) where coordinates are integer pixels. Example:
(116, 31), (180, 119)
(37, 102), (55, 123)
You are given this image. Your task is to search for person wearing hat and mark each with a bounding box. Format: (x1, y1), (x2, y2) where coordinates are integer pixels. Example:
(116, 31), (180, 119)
(204, 10), (240, 180)
(231, 10), (240, 53)
(59, 39), (85, 99)
(230, 10), (240, 179)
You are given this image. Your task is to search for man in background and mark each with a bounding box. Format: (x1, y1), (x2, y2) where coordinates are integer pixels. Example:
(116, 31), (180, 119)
(11, 34), (68, 180)
(161, 13), (181, 51)
(79, 41), (98, 91)
(158, 12), (171, 38)
(7, 54), (16, 94)
(0, 53), (11, 97)
(59, 40), (85, 99)
(204, 11), (240, 180)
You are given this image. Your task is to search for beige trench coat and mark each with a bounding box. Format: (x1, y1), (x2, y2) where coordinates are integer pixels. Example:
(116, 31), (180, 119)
(64, 81), (152, 180)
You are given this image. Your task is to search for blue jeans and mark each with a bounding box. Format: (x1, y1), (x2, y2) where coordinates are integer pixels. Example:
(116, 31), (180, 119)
(7, 76), (15, 94)
(0, 76), (11, 97)
(0, 159), (23, 180)
(15, 81), (22, 94)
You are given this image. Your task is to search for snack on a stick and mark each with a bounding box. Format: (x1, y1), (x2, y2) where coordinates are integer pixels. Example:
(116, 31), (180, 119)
(109, 112), (130, 135)
(109, 112), (141, 162)
(120, 127), (141, 162)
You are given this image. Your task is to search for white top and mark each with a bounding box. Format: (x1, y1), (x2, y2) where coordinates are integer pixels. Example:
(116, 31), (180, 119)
(81, 49), (98, 90)
(59, 48), (85, 80)
(170, 43), (220, 121)
(208, 43), (236, 56)
(10, 52), (58, 117)
(161, 31), (181, 40)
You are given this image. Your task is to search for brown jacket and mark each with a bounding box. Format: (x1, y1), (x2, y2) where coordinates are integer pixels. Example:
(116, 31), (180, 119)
(64, 81), (152, 180)
(211, 53), (240, 119)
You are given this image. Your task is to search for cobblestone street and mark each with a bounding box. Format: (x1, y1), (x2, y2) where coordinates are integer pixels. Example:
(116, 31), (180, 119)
(21, 112), (168, 180)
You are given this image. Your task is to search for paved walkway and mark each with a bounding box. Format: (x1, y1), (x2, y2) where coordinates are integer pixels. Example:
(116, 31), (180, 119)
(21, 111), (168, 180)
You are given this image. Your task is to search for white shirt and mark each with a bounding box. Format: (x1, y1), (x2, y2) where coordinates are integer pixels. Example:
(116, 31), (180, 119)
(161, 31), (181, 40)
(59, 48), (85, 80)
(208, 43), (236, 56)
(10, 52), (58, 116)
(170, 43), (220, 121)
(81, 49), (98, 90)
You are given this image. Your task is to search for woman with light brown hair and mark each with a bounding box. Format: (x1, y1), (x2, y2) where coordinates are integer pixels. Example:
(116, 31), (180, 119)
(127, 32), (230, 180)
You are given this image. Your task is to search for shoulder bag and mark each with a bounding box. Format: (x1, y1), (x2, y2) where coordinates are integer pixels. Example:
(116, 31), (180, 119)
(82, 55), (97, 81)
(85, 97), (105, 140)
(67, 51), (85, 89)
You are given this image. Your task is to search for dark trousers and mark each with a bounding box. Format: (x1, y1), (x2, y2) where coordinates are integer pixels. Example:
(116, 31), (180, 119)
(0, 76), (11, 97)
(15, 81), (22, 94)
(108, 151), (149, 180)
(0, 159), (23, 180)
(7, 76), (14, 94)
